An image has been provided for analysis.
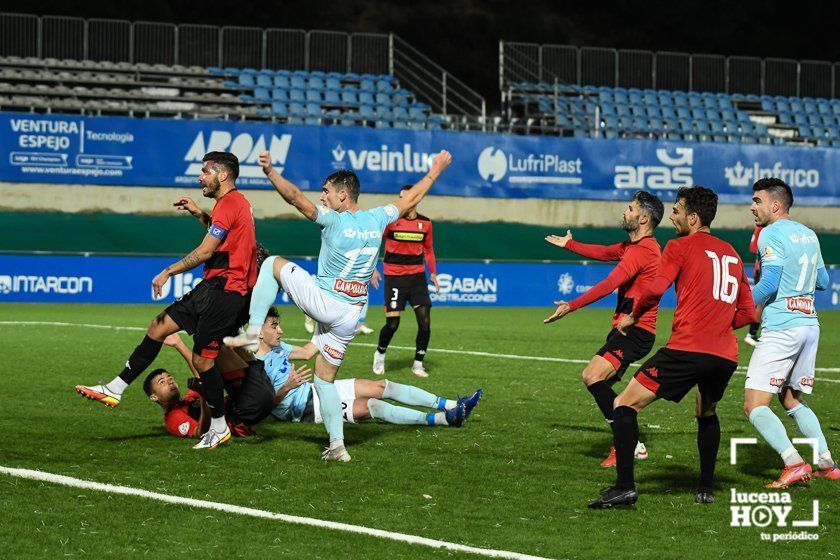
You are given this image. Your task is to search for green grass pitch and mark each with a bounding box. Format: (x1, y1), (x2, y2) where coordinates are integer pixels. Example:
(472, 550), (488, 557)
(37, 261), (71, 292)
(0, 303), (837, 559)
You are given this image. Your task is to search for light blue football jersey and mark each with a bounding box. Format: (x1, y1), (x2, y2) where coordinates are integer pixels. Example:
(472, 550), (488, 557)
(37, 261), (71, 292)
(314, 204), (400, 304)
(758, 218), (825, 332)
(257, 341), (311, 423)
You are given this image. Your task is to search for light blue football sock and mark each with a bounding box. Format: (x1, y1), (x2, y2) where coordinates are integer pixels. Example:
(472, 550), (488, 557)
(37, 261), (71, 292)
(366, 398), (428, 425)
(357, 302), (368, 324)
(314, 376), (344, 443)
(382, 380), (442, 408)
(247, 256), (280, 331)
(787, 403), (829, 456)
(749, 405), (801, 466)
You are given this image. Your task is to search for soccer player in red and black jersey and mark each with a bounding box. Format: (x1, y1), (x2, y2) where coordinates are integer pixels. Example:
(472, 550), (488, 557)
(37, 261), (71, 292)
(744, 224), (764, 346)
(75, 151), (257, 450)
(372, 185), (438, 377)
(544, 191), (664, 467)
(589, 186), (756, 509)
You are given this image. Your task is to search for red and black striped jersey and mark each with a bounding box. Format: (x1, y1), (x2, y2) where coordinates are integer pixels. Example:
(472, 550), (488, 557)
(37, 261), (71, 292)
(382, 214), (437, 277)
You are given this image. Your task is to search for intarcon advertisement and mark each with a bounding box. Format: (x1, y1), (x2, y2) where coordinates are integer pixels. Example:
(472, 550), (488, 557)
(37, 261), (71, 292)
(2, 113), (840, 205)
(3, 253), (840, 310)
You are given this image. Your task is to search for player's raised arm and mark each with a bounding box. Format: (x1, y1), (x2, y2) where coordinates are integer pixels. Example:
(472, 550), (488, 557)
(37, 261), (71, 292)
(173, 196), (211, 228)
(258, 151), (318, 221)
(546, 231), (624, 262)
(393, 150), (452, 217)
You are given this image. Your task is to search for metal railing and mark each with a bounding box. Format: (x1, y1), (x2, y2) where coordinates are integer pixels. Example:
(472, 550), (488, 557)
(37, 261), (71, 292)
(501, 40), (840, 100)
(0, 12), (486, 119)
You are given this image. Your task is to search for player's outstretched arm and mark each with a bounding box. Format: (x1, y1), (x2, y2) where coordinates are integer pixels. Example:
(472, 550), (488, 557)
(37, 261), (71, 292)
(547, 232), (623, 261)
(152, 234), (223, 298)
(164, 333), (200, 377)
(258, 151), (318, 221)
(173, 196), (211, 228)
(393, 150), (452, 217)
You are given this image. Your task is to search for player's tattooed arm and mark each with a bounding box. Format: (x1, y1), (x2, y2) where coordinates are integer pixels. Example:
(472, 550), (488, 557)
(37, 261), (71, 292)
(151, 235), (223, 298)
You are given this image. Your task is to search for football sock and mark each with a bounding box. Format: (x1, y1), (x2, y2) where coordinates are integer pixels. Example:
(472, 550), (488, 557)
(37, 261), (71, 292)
(367, 399), (428, 425)
(818, 451), (834, 469)
(377, 315), (400, 354)
(749, 323), (759, 337)
(209, 416), (228, 433)
(613, 406), (638, 489)
(357, 302), (368, 324)
(198, 365), (226, 419)
(116, 335), (163, 386)
(427, 412), (447, 426)
(412, 360), (425, 371)
(313, 375), (345, 444)
(787, 403), (829, 462)
(414, 305), (431, 362)
(696, 415), (720, 491)
(382, 380), (441, 408)
(586, 380), (617, 423)
(107, 377), (129, 395)
(247, 256), (279, 333)
(749, 406), (803, 466)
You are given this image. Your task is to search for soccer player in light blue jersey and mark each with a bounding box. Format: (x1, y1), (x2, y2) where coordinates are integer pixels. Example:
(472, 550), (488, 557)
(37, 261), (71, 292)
(254, 307), (479, 428)
(743, 177), (838, 488)
(226, 149), (453, 461)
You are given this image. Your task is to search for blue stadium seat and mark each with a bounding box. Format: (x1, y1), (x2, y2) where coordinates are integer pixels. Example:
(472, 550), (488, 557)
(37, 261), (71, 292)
(392, 107), (409, 121)
(376, 79), (393, 92)
(273, 76), (290, 89)
(631, 104), (646, 117)
(254, 88), (270, 101)
(392, 92), (409, 106)
(288, 102), (306, 116)
(325, 77), (342, 91)
(323, 90), (341, 104)
(358, 92), (375, 106)
(409, 106), (427, 121)
(289, 89), (306, 102)
(375, 92), (392, 106)
(305, 102), (322, 117)
(272, 89), (288, 101)
(271, 102), (288, 116)
(238, 74), (255, 87)
(341, 91), (358, 105)
(359, 79), (375, 92)
(706, 110), (721, 122)
(359, 105), (376, 120)
(256, 75), (273, 88)
(290, 76), (307, 89)
(676, 107), (691, 119)
(308, 77), (325, 90)
(306, 90), (322, 103)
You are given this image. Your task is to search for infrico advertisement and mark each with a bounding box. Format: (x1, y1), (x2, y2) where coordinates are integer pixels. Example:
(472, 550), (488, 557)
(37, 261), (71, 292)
(2, 113), (840, 205)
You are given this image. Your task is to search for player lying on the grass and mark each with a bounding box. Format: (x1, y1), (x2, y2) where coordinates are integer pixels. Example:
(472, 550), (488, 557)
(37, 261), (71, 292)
(154, 307), (481, 436)
(544, 190), (663, 468)
(251, 307), (480, 426)
(743, 178), (838, 488)
(588, 186), (756, 509)
(145, 333), (279, 439)
(227, 149), (453, 462)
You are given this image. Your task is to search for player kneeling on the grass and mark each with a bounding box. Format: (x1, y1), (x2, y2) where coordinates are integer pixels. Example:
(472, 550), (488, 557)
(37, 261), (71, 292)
(75, 151), (257, 451)
(145, 334), (277, 439)
(588, 186), (756, 509)
(244, 307), (481, 428)
(226, 149), (453, 462)
(545, 190), (664, 467)
(743, 178), (838, 488)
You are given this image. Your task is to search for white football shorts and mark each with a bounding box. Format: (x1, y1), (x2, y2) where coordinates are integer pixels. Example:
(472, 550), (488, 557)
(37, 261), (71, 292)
(312, 378), (357, 424)
(745, 325), (819, 394)
(279, 261), (361, 366)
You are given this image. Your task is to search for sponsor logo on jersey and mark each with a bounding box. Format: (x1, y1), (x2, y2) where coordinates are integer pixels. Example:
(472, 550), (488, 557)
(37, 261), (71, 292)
(786, 297), (815, 315)
(614, 147), (693, 190)
(333, 279), (368, 297)
(393, 231), (425, 242)
(800, 377), (814, 387)
(770, 377), (785, 387)
(323, 344), (345, 361)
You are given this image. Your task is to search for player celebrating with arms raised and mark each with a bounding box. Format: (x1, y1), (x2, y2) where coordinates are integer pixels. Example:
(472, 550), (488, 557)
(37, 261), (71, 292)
(544, 190), (664, 467)
(589, 186), (756, 508)
(743, 178), (838, 488)
(76, 152), (257, 450)
(227, 150), (453, 462)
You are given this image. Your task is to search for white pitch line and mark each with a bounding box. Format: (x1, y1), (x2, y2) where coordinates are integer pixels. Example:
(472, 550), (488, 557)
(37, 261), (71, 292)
(2, 320), (840, 379)
(0, 466), (551, 560)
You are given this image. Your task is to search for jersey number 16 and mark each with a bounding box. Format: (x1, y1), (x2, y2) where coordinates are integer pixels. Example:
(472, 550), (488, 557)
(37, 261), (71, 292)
(705, 250), (739, 304)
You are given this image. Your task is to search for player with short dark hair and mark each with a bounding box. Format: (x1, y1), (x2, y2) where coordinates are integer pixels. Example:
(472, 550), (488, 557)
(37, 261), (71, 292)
(589, 186), (756, 508)
(372, 184), (439, 378)
(744, 178), (838, 487)
(75, 150), (257, 451)
(225, 149), (453, 462)
(544, 190), (664, 467)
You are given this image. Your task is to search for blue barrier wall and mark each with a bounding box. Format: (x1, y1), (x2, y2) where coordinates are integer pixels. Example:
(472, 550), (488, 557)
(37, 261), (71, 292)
(2, 113), (839, 205)
(3, 253), (840, 310)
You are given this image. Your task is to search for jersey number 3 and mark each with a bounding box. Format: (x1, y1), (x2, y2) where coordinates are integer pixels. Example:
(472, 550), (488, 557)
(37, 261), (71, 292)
(705, 250), (739, 304)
